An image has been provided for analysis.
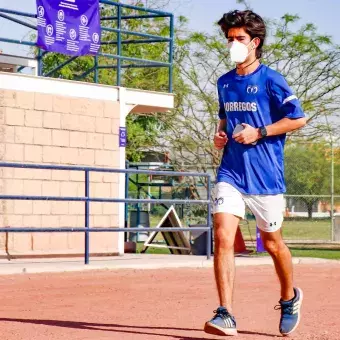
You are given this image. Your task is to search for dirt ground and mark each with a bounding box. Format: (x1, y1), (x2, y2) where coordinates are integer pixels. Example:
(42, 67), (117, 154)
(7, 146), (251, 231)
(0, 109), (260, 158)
(0, 263), (339, 340)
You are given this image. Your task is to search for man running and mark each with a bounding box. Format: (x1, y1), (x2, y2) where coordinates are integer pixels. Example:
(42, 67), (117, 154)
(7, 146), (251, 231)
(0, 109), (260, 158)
(204, 10), (306, 337)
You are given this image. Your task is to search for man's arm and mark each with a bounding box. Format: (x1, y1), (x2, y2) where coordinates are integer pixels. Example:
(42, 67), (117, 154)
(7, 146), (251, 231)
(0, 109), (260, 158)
(265, 117), (306, 137)
(217, 119), (226, 133)
(234, 73), (306, 144)
(233, 117), (306, 145)
(214, 119), (228, 149)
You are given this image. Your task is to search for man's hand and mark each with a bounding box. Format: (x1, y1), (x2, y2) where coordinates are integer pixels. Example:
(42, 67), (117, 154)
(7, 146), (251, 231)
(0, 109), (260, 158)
(214, 131), (228, 150)
(233, 123), (260, 145)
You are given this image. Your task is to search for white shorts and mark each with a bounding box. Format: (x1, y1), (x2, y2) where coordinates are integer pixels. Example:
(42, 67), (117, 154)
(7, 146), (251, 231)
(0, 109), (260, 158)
(213, 182), (284, 233)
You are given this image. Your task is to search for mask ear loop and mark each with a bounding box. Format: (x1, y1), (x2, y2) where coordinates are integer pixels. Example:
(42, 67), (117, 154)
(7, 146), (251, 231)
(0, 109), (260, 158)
(250, 37), (260, 51)
(248, 39), (255, 51)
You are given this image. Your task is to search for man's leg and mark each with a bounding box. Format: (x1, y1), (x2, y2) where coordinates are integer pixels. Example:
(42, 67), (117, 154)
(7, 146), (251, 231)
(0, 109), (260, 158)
(260, 228), (303, 335)
(245, 194), (295, 301)
(259, 229), (294, 301)
(204, 182), (244, 336)
(213, 212), (240, 313)
(246, 193), (303, 336)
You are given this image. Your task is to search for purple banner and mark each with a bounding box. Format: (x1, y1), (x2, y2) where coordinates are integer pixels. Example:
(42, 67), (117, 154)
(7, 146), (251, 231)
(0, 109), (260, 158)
(36, 0), (101, 56)
(119, 127), (127, 147)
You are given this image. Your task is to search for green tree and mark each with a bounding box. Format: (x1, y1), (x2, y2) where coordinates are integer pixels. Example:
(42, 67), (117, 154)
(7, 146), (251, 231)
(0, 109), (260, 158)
(34, 1), (183, 162)
(126, 115), (162, 161)
(284, 142), (340, 218)
(158, 6), (340, 184)
(336, 147), (340, 205)
(39, 2), (172, 90)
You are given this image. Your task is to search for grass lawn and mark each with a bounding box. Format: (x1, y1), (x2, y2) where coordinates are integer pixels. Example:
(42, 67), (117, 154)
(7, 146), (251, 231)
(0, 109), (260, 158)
(148, 214), (332, 241)
(288, 248), (340, 259)
(240, 219), (331, 241)
(134, 215), (337, 259)
(137, 242), (340, 259)
(251, 247), (340, 260)
(136, 242), (340, 260)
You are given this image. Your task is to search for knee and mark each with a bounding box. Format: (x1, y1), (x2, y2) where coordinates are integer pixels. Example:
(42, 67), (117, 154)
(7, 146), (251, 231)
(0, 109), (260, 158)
(263, 239), (286, 256)
(214, 225), (234, 250)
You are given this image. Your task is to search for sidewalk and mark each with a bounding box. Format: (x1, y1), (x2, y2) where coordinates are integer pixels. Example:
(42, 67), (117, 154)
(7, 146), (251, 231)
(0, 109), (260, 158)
(0, 254), (338, 275)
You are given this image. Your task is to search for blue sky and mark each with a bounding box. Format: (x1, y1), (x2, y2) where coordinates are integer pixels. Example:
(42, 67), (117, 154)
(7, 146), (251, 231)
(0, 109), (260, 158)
(165, 0), (340, 43)
(0, 0), (339, 56)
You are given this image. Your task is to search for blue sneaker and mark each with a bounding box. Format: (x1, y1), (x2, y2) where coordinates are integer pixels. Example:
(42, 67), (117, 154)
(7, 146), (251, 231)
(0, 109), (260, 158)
(275, 287), (303, 336)
(204, 307), (237, 336)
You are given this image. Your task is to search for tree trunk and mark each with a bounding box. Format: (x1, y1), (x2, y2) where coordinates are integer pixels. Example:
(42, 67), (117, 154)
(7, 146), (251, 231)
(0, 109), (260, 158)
(307, 202), (314, 219)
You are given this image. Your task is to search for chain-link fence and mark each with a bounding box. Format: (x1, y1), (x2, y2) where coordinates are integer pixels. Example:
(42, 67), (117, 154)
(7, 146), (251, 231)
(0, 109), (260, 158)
(283, 140), (340, 242)
(238, 140), (340, 244)
(126, 140), (340, 247)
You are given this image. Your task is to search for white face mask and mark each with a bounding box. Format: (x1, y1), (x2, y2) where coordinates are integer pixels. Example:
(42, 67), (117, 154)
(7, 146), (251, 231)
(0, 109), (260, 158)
(228, 40), (254, 64)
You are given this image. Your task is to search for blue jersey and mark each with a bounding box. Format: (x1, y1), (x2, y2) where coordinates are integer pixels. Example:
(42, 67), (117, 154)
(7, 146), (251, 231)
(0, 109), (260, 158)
(216, 64), (305, 195)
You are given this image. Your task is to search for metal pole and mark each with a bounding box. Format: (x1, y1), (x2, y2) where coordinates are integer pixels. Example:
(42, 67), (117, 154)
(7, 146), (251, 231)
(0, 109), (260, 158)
(37, 49), (43, 76)
(206, 176), (212, 260)
(325, 114), (335, 241)
(169, 14), (174, 93)
(136, 169), (140, 242)
(0, 8), (37, 18)
(94, 56), (99, 83)
(85, 170), (90, 264)
(124, 160), (129, 242)
(148, 173), (151, 213)
(0, 12), (37, 30)
(0, 227), (210, 233)
(117, 5), (122, 86)
(99, 0), (173, 15)
(331, 137), (335, 241)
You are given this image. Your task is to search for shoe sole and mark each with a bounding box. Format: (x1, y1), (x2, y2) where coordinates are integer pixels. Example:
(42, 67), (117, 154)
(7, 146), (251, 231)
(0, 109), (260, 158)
(204, 321), (238, 336)
(281, 287), (304, 336)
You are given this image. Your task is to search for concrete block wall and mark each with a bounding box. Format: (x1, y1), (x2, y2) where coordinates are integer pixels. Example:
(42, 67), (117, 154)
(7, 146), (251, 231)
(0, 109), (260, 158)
(0, 89), (121, 257)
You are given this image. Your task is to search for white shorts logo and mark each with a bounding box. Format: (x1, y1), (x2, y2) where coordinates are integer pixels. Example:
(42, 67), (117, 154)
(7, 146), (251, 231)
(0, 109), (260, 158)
(214, 197), (224, 206)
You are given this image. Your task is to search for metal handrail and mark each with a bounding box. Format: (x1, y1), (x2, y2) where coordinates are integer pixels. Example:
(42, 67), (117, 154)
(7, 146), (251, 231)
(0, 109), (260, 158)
(0, 0), (174, 92)
(0, 162), (212, 264)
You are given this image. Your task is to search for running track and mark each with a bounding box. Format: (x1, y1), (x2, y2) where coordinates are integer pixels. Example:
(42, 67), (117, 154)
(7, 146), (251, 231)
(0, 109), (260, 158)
(0, 263), (339, 339)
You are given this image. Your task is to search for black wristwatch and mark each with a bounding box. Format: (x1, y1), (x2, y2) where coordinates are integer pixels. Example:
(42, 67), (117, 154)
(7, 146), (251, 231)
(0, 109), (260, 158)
(259, 126), (268, 139)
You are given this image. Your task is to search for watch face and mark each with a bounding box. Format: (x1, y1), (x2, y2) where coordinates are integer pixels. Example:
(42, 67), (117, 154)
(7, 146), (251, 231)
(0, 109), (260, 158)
(261, 127), (267, 137)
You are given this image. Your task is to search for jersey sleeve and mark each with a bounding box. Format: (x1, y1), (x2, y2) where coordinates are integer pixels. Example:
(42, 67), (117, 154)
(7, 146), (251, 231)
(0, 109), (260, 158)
(268, 74), (305, 119)
(217, 84), (226, 119)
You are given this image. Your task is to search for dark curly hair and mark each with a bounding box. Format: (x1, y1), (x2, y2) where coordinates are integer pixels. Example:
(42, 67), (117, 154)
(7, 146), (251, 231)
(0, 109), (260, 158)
(218, 10), (266, 59)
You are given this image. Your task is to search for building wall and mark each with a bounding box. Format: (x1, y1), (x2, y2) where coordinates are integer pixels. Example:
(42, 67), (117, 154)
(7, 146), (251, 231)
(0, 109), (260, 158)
(0, 88), (121, 257)
(0, 72), (174, 258)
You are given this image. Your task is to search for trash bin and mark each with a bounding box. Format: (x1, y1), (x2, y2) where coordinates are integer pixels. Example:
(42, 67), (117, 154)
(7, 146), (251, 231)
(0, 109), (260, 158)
(129, 210), (150, 242)
(189, 224), (213, 256)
